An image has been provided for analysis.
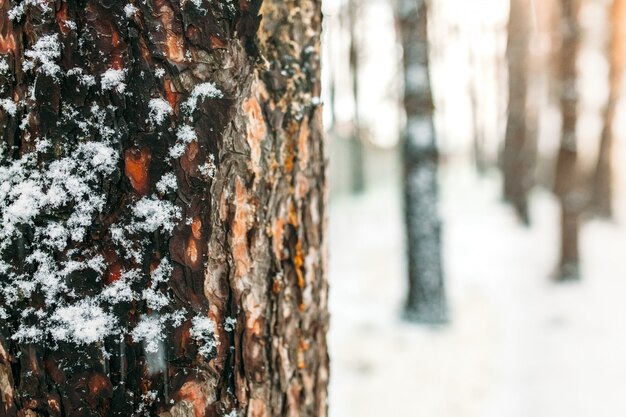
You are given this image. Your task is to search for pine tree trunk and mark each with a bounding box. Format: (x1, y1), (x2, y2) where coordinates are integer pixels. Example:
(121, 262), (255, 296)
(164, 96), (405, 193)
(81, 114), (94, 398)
(347, 0), (365, 194)
(502, 0), (534, 225)
(0, 1), (328, 416)
(555, 0), (582, 281)
(397, 0), (447, 324)
(592, 0), (625, 218)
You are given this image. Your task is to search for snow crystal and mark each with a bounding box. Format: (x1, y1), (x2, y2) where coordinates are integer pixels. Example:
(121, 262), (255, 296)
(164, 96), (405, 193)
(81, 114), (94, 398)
(148, 98), (173, 125)
(199, 155), (217, 179)
(130, 197), (181, 233)
(101, 69), (127, 93)
(24, 34), (62, 79)
(131, 315), (164, 353)
(168, 143), (187, 159)
(176, 125), (197, 143)
(67, 68), (97, 87)
(224, 317), (236, 332)
(49, 300), (117, 345)
(124, 3), (139, 17)
(0, 98), (17, 116)
(156, 172), (178, 193)
(183, 82), (223, 112)
(190, 315), (218, 356)
(155, 68), (166, 78)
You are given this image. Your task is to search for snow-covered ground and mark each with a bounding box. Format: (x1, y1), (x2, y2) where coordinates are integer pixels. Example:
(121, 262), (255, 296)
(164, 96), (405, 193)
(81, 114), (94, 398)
(328, 160), (626, 417)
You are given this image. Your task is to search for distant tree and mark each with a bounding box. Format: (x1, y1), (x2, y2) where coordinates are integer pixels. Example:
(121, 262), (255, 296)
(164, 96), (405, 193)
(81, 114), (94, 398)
(0, 1), (328, 416)
(397, 0), (447, 323)
(348, 0), (366, 193)
(502, 0), (536, 225)
(592, 0), (626, 218)
(554, 0), (583, 281)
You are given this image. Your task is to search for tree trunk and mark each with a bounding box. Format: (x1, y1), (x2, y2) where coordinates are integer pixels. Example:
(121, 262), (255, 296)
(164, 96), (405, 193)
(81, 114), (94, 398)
(592, 0), (625, 218)
(347, 0), (365, 194)
(0, 1), (328, 417)
(554, 0), (582, 281)
(397, 0), (447, 324)
(502, 0), (535, 225)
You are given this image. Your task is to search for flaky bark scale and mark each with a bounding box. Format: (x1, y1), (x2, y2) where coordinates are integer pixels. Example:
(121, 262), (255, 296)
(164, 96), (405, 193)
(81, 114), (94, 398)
(0, 1), (328, 416)
(397, 0), (447, 324)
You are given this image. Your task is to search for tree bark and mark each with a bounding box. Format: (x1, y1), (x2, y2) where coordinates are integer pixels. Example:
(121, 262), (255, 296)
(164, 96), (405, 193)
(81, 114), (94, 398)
(397, 0), (447, 324)
(592, 0), (625, 218)
(554, 0), (582, 281)
(0, 1), (328, 416)
(347, 0), (365, 194)
(502, 0), (535, 225)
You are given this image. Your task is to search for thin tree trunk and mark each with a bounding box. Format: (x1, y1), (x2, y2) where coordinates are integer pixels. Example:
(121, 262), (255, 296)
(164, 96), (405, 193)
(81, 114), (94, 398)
(468, 31), (486, 175)
(502, 0), (534, 225)
(592, 0), (626, 218)
(0, 1), (328, 416)
(555, 0), (582, 281)
(397, 0), (447, 324)
(348, 0), (365, 193)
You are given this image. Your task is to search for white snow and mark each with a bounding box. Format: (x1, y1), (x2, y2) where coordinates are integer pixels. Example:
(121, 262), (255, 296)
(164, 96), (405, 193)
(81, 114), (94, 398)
(190, 315), (218, 356)
(129, 197), (181, 233)
(148, 98), (173, 125)
(156, 172), (178, 193)
(328, 159), (626, 417)
(101, 69), (127, 93)
(183, 82), (223, 112)
(23, 34), (62, 79)
(124, 3), (139, 18)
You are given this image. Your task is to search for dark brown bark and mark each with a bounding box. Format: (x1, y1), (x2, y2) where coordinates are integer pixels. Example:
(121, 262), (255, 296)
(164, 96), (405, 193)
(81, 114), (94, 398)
(397, 0), (447, 324)
(0, 1), (328, 417)
(592, 0), (625, 218)
(502, 0), (535, 225)
(554, 0), (582, 281)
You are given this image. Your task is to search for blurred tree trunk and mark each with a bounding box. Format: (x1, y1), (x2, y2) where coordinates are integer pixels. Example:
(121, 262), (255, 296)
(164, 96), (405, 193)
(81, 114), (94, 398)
(468, 31), (486, 175)
(348, 0), (365, 193)
(592, 0), (626, 218)
(0, 1), (328, 417)
(502, 0), (535, 225)
(397, 0), (447, 323)
(554, 0), (582, 281)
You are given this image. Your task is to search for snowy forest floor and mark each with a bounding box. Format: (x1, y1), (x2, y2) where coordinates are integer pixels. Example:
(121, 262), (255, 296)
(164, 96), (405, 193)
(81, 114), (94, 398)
(327, 159), (626, 417)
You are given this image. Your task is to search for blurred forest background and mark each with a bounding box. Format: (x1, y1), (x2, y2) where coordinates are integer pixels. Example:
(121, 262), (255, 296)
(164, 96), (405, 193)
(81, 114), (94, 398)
(322, 0), (626, 415)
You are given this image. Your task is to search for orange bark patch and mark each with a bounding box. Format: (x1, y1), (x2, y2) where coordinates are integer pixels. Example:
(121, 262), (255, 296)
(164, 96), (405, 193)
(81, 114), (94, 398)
(124, 147), (151, 195)
(154, 2), (185, 63)
(164, 79), (179, 110)
(232, 180), (252, 278)
(186, 238), (199, 267)
(56, 1), (71, 35)
(272, 218), (286, 260)
(88, 373), (112, 397)
(242, 96), (266, 179)
(191, 217), (202, 239)
(294, 240), (305, 289)
(249, 398), (268, 417)
(178, 381), (208, 417)
(297, 116), (310, 170)
(210, 35), (227, 49)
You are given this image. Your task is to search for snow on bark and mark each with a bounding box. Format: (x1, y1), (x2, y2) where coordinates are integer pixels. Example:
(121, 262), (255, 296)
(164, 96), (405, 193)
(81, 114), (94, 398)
(0, 0), (327, 416)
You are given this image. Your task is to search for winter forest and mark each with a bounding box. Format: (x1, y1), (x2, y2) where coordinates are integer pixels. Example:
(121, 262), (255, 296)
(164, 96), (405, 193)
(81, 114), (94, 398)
(0, 0), (624, 416)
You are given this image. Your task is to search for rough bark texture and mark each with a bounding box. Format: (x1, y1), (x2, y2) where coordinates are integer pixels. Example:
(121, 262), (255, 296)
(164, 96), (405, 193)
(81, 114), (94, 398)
(0, 1), (328, 416)
(554, 0), (582, 281)
(502, 0), (535, 225)
(397, 0), (446, 324)
(592, 0), (625, 218)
